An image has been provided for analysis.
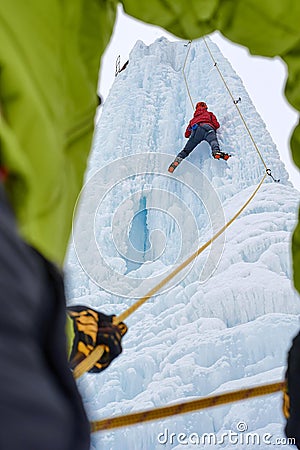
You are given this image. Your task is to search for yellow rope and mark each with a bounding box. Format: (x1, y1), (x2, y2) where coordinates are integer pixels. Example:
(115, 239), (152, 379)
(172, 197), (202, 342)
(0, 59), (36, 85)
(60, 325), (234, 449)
(74, 38), (275, 378)
(202, 37), (268, 171)
(91, 381), (284, 432)
(73, 37), (283, 434)
(74, 173), (267, 378)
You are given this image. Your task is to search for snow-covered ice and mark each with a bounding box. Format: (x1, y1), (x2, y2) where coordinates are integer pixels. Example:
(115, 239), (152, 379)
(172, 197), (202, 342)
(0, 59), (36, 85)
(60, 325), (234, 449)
(65, 37), (300, 449)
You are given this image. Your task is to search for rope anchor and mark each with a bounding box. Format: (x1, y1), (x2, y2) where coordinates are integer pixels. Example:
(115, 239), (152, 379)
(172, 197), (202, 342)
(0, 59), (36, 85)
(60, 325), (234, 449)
(266, 168), (280, 183)
(234, 97), (241, 104)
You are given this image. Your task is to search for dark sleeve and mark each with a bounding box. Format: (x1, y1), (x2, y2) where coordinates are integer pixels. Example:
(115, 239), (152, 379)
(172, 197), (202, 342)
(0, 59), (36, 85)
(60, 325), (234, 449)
(285, 329), (300, 447)
(185, 125), (191, 138)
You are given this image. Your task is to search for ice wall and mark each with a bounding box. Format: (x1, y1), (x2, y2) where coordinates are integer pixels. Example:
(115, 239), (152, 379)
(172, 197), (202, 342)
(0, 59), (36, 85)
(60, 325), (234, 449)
(66, 37), (300, 450)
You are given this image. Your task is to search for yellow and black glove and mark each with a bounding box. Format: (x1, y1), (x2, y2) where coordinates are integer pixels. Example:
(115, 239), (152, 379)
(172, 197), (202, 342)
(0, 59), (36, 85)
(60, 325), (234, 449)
(67, 306), (127, 373)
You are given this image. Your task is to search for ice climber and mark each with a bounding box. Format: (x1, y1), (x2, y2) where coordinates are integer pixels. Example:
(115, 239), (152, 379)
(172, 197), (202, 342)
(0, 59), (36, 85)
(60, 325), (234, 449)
(168, 101), (230, 173)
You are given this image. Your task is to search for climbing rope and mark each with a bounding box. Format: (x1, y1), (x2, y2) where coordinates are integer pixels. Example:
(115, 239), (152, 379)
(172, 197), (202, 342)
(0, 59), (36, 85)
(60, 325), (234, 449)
(202, 36), (279, 182)
(182, 41), (194, 109)
(74, 39), (284, 433)
(91, 381), (284, 432)
(73, 173), (267, 379)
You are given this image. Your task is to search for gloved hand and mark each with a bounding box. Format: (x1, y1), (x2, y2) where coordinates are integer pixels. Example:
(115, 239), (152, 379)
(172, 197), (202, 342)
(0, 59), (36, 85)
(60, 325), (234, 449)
(184, 127), (191, 138)
(67, 306), (127, 373)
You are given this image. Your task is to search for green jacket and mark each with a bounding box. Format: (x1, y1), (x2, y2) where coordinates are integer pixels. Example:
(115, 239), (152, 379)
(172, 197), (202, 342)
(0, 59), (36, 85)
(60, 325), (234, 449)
(0, 0), (299, 293)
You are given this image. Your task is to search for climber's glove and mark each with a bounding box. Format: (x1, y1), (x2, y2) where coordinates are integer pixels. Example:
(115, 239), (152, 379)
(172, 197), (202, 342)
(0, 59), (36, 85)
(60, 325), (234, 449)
(67, 306), (127, 373)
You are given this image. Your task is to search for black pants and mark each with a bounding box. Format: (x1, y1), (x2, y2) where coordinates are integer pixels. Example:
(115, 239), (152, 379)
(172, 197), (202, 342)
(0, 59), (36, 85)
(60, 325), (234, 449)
(177, 124), (220, 159)
(0, 185), (90, 450)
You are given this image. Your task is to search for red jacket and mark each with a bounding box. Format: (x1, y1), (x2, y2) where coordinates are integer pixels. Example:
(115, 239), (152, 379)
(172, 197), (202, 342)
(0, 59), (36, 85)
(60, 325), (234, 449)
(185, 106), (220, 137)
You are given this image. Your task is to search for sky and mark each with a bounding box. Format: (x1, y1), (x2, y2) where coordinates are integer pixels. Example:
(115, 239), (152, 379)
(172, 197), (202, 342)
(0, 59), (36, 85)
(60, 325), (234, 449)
(98, 6), (299, 190)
